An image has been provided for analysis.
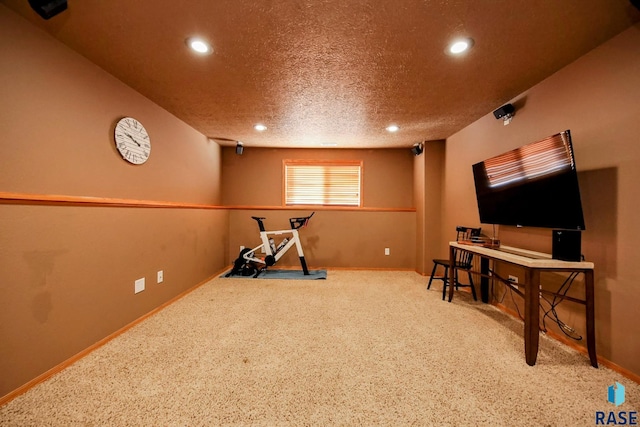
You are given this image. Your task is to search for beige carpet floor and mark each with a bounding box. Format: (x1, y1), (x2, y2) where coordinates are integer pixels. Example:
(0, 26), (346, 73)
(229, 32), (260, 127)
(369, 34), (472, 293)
(1, 270), (638, 426)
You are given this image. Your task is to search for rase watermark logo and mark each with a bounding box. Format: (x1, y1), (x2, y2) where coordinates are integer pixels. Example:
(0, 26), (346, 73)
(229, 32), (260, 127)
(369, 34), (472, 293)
(596, 381), (637, 425)
(609, 382), (626, 407)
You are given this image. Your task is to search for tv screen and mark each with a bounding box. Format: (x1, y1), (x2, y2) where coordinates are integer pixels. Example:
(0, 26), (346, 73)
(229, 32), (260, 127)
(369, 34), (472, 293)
(472, 130), (585, 230)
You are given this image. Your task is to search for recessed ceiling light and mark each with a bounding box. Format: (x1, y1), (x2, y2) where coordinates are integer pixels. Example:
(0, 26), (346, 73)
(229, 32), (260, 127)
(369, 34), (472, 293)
(386, 125), (400, 133)
(186, 37), (213, 55)
(448, 38), (474, 55)
(254, 124), (267, 131)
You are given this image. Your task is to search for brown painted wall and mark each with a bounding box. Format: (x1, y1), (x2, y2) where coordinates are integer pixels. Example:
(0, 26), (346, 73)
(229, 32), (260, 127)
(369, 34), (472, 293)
(222, 147), (415, 269)
(442, 25), (640, 375)
(222, 147), (414, 208)
(0, 7), (228, 398)
(414, 141), (445, 275)
(228, 209), (415, 269)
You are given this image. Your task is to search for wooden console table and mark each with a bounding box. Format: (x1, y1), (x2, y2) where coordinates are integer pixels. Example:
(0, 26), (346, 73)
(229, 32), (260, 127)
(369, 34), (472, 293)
(448, 242), (597, 367)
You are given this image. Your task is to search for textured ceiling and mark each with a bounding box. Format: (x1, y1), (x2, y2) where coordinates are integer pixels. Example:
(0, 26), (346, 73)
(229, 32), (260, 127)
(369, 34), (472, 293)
(2, 0), (639, 148)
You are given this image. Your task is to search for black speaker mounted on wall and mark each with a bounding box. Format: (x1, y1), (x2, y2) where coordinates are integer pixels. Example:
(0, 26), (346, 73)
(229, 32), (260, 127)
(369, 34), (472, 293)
(493, 103), (515, 120)
(235, 142), (244, 155)
(411, 142), (423, 156)
(28, 0), (68, 20)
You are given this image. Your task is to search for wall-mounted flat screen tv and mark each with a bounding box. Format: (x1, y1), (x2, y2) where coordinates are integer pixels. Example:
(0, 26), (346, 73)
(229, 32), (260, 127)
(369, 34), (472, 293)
(472, 130), (585, 230)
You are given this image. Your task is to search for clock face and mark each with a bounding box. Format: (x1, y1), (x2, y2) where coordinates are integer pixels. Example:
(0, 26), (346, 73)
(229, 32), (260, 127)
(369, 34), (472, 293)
(114, 117), (151, 164)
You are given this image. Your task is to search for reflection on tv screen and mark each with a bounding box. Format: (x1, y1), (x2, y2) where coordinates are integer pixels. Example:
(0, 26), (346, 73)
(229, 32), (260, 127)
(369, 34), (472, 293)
(472, 130), (585, 230)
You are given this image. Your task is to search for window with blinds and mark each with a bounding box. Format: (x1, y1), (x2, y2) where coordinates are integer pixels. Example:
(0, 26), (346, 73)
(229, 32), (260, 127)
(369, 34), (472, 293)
(284, 160), (362, 206)
(485, 132), (575, 188)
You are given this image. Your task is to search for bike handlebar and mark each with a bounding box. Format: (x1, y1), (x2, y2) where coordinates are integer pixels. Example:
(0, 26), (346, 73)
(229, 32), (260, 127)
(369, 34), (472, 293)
(289, 212), (315, 230)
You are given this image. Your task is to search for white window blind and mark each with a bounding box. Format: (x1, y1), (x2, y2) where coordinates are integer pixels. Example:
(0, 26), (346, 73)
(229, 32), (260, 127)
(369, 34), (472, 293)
(284, 161), (362, 206)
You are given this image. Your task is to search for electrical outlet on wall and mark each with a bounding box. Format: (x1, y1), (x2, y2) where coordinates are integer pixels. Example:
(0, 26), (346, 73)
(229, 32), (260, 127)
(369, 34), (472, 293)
(157, 270), (164, 283)
(385, 248), (390, 256)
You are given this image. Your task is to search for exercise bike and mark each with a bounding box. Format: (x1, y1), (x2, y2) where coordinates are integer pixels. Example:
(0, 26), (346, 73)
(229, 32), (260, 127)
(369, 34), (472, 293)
(226, 212), (315, 278)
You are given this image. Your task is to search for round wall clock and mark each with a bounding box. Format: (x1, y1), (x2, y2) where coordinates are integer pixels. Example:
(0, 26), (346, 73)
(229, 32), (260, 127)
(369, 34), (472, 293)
(114, 117), (151, 164)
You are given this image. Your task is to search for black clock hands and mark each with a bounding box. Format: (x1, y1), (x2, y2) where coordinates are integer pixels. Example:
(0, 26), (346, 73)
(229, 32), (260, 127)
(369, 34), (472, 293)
(125, 132), (141, 147)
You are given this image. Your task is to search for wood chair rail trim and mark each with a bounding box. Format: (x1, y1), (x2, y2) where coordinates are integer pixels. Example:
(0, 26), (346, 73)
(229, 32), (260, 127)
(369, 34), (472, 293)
(0, 192), (415, 212)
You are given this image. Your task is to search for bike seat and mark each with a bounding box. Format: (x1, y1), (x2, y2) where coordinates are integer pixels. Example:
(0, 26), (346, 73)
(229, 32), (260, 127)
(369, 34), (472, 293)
(251, 216), (266, 232)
